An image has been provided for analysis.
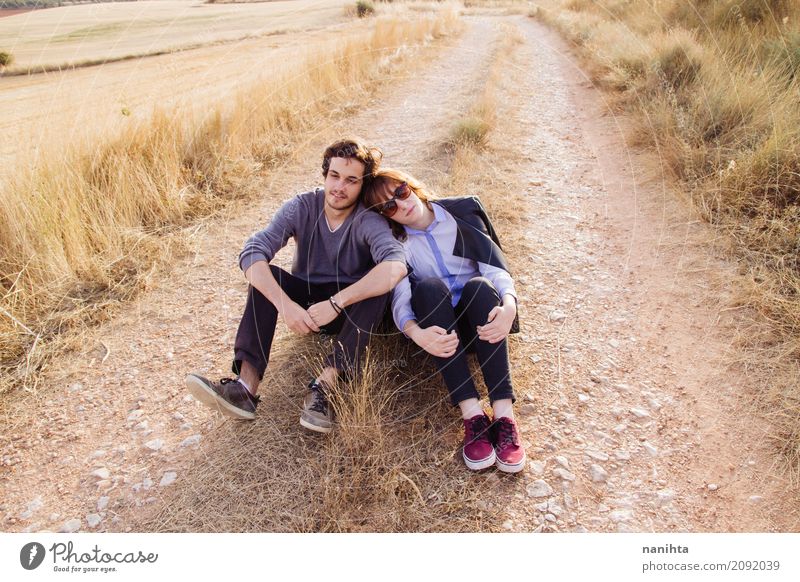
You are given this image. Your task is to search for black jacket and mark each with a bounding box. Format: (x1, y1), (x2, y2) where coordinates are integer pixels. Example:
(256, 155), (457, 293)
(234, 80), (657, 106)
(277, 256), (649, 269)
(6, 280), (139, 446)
(432, 196), (520, 333)
(434, 197), (510, 272)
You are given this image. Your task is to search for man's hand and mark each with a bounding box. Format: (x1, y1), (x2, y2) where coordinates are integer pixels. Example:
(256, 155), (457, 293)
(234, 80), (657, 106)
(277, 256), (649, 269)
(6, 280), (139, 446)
(307, 299), (340, 328)
(477, 303), (516, 344)
(281, 300), (320, 335)
(409, 325), (459, 358)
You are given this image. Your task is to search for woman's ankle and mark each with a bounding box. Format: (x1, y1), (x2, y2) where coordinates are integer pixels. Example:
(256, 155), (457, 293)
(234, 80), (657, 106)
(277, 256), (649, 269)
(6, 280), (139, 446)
(492, 399), (514, 420)
(458, 398), (484, 420)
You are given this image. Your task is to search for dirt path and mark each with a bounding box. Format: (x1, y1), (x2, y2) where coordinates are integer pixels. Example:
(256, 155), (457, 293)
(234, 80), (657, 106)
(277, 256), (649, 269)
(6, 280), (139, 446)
(1, 13), (797, 533)
(490, 16), (797, 532)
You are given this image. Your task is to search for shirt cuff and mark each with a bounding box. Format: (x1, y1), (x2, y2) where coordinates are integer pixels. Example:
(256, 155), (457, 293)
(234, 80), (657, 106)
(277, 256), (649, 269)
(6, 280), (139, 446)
(378, 253), (407, 265)
(239, 253), (268, 273)
(497, 285), (517, 302)
(396, 315), (416, 338)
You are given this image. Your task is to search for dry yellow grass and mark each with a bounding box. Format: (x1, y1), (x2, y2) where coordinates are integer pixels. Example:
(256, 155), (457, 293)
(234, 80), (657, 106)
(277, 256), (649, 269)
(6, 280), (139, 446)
(133, 337), (491, 532)
(531, 0), (800, 476)
(0, 8), (462, 396)
(0, 24), (374, 175)
(0, 0), (352, 72)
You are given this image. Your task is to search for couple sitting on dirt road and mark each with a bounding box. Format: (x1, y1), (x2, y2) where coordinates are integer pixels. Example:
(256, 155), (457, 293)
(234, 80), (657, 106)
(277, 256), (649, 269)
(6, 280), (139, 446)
(186, 137), (526, 473)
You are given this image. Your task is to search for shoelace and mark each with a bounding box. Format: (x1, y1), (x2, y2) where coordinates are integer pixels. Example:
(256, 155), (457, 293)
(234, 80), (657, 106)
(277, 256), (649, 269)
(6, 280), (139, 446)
(495, 418), (519, 449)
(466, 416), (491, 443)
(219, 378), (260, 402)
(308, 383), (328, 414)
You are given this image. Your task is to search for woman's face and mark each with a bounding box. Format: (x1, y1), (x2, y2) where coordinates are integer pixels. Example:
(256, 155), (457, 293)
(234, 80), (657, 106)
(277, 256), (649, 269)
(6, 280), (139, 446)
(375, 179), (425, 225)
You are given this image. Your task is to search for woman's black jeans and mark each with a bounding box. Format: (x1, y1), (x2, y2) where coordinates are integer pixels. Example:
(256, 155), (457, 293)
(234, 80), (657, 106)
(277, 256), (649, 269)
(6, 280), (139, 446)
(410, 276), (515, 406)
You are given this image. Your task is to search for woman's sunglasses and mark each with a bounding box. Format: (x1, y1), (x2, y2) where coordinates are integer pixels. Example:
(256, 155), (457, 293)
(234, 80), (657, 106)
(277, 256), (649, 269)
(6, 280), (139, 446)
(377, 182), (411, 217)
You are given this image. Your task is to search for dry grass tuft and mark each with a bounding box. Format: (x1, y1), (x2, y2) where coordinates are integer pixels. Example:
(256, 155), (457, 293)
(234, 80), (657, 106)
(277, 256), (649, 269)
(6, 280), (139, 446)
(356, 0), (376, 19)
(649, 29), (705, 91)
(451, 116), (492, 147)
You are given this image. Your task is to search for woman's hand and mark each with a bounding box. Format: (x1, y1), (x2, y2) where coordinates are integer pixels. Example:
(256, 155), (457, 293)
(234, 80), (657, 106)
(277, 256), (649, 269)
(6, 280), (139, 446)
(477, 302), (516, 344)
(409, 325), (459, 358)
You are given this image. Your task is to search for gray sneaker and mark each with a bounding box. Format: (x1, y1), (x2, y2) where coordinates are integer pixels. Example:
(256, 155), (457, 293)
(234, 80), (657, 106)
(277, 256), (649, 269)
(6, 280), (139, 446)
(185, 374), (260, 420)
(299, 380), (333, 433)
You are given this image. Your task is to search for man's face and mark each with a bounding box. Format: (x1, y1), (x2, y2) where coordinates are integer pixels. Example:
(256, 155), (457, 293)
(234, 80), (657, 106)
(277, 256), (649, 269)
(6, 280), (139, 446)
(324, 157), (365, 213)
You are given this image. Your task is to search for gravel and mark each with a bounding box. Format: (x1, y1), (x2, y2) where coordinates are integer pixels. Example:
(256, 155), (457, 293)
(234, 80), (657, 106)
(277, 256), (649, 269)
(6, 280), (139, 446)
(144, 439), (164, 451)
(160, 472), (177, 487)
(527, 480), (554, 498)
(589, 464), (609, 483)
(59, 519), (81, 533)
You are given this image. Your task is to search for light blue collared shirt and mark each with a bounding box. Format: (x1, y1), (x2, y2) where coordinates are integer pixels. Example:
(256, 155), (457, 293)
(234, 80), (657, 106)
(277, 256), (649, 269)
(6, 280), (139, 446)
(391, 203), (516, 335)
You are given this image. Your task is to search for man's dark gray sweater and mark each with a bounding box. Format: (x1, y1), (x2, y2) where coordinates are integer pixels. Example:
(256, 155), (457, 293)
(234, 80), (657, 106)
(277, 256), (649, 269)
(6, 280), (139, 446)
(239, 188), (405, 284)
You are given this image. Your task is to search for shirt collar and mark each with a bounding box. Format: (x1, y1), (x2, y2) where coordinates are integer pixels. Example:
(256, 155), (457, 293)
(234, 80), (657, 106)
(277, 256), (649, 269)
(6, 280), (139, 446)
(404, 203), (447, 236)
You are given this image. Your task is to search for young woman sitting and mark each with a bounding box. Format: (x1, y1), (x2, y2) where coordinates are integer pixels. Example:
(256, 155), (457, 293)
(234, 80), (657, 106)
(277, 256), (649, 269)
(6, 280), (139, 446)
(363, 169), (525, 473)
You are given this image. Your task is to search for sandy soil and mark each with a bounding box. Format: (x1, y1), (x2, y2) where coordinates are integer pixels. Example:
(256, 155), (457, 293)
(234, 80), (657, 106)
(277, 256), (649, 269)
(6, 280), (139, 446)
(0, 13), (797, 533)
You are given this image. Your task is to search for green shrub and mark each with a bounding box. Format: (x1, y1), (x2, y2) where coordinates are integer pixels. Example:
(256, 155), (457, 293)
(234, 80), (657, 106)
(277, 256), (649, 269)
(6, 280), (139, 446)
(356, 0), (375, 18)
(0, 52), (14, 68)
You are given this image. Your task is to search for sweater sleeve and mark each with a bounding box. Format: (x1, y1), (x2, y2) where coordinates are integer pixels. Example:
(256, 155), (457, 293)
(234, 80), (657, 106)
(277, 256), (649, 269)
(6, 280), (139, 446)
(238, 196), (301, 272)
(359, 212), (406, 264)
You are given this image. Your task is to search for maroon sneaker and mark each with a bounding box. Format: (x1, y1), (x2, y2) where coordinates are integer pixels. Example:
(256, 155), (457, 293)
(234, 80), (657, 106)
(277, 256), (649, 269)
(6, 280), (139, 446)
(462, 414), (496, 471)
(493, 416), (526, 473)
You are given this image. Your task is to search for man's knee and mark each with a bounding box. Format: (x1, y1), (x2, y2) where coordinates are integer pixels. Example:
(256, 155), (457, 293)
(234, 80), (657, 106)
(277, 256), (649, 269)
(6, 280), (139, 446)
(341, 293), (390, 332)
(268, 264), (292, 285)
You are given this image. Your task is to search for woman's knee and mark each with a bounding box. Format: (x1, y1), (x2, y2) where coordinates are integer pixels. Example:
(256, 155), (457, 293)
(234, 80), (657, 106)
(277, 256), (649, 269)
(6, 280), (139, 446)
(412, 277), (450, 304)
(414, 277), (450, 295)
(411, 277), (452, 317)
(462, 277), (499, 303)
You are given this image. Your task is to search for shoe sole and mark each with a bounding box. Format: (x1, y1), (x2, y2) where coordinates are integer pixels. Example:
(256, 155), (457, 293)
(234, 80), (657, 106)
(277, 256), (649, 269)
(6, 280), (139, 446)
(463, 449), (496, 471)
(185, 374), (255, 421)
(495, 451), (527, 474)
(299, 414), (332, 434)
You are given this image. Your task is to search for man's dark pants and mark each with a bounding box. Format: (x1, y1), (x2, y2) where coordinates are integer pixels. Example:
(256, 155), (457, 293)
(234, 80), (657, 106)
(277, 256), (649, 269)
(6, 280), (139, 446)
(232, 265), (388, 380)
